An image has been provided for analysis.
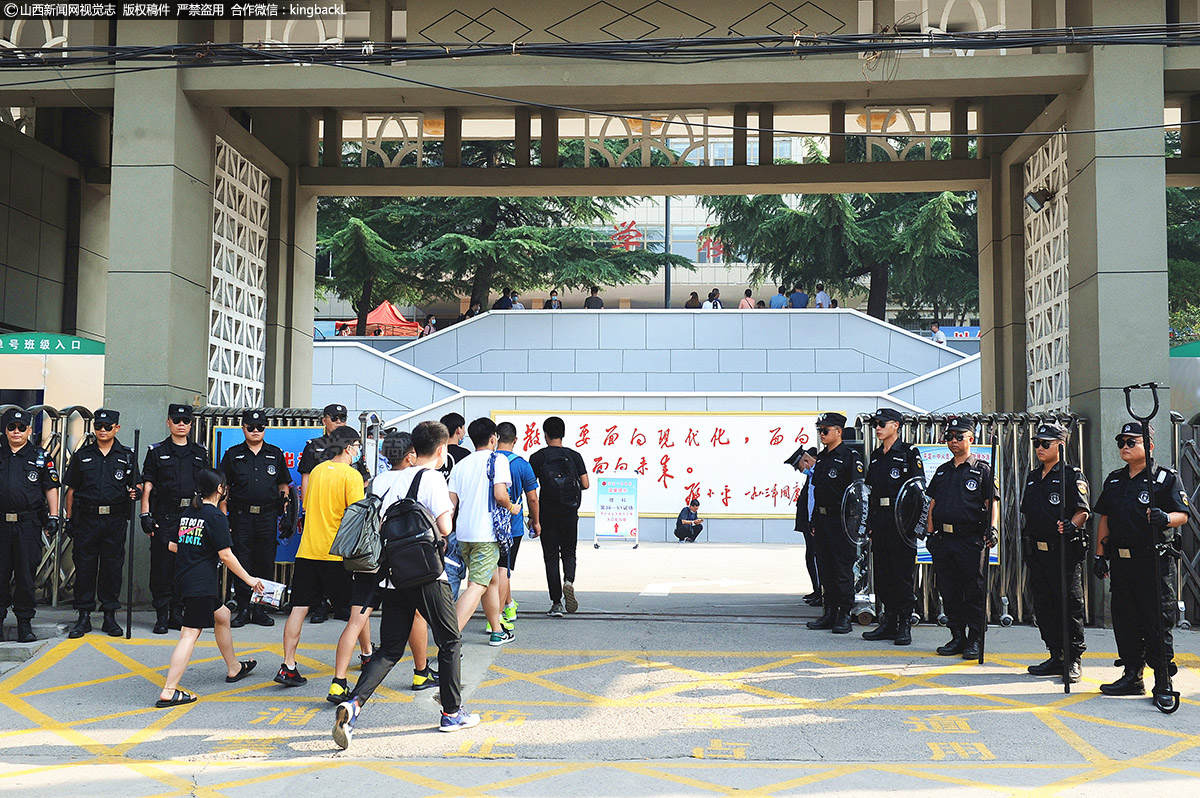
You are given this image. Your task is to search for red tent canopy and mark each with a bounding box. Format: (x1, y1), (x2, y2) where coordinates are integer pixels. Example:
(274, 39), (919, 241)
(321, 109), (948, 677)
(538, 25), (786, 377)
(335, 301), (421, 337)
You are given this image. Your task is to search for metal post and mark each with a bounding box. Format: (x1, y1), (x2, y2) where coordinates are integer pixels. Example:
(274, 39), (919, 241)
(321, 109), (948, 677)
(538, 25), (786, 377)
(125, 429), (140, 640)
(663, 195), (672, 309)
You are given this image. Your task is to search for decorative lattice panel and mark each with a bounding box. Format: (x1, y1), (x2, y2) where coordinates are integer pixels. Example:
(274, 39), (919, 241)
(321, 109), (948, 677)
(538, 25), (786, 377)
(1023, 130), (1069, 414)
(209, 138), (269, 408)
(584, 110), (709, 167)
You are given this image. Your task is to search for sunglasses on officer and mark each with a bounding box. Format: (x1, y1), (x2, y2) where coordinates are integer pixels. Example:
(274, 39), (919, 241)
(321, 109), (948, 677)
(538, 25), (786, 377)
(1117, 436), (1142, 449)
(169, 417), (192, 426)
(945, 432), (967, 442)
(94, 423), (115, 432)
(326, 414), (348, 423)
(244, 424), (266, 433)
(1034, 439), (1063, 450)
(6, 423), (28, 433)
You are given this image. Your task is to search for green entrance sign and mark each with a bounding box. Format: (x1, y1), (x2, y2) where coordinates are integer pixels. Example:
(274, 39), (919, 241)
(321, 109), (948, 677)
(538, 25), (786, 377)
(0, 333), (105, 355)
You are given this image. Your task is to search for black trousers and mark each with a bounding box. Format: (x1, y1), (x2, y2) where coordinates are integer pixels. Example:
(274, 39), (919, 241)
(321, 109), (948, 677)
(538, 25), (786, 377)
(540, 509), (579, 604)
(1111, 556), (1176, 671)
(674, 523), (702, 541)
(1027, 547), (1086, 660)
(0, 519), (41, 620)
(352, 580), (463, 714)
(149, 513), (180, 611)
(927, 532), (986, 638)
(71, 511), (128, 612)
(812, 513), (854, 611)
(229, 509), (278, 606)
(799, 526), (820, 593)
(869, 512), (916, 618)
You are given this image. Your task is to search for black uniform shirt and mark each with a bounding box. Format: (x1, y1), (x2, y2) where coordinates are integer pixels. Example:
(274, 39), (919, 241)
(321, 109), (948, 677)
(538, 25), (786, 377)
(221, 441), (290, 506)
(865, 439), (924, 519)
(175, 503), (234, 599)
(64, 440), (139, 505)
(812, 443), (864, 512)
(297, 434), (329, 476)
(927, 454), (998, 528)
(142, 439), (209, 512)
(1095, 465), (1189, 548)
(0, 442), (60, 511)
(1020, 461), (1089, 541)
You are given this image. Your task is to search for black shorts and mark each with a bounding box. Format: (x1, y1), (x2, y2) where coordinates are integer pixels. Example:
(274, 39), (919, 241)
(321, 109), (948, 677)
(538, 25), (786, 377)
(351, 571), (383, 610)
(180, 595), (221, 629)
(505, 535), (523, 573)
(290, 557), (352, 610)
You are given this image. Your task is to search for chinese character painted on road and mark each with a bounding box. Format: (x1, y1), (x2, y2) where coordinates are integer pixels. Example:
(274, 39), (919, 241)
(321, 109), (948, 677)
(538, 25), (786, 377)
(927, 742), (994, 760)
(250, 707), (320, 726)
(692, 739), (749, 760)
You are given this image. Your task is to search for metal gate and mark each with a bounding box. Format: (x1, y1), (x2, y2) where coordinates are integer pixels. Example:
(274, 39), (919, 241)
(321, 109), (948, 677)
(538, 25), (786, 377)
(1168, 413), (1200, 628)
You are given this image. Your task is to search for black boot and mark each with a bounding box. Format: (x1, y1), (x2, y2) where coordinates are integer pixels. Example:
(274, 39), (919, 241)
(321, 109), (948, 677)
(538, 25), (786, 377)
(831, 608), (852, 634)
(101, 611), (123, 637)
(893, 615), (912, 646)
(806, 608), (836, 630)
(961, 635), (981, 660)
(16, 619), (35, 643)
(862, 613), (897, 641)
(168, 607), (183, 631)
(230, 605), (251, 628)
(936, 630), (968, 656)
(153, 608), (169, 635)
(1028, 655), (1063, 676)
(69, 610), (92, 639)
(1100, 667), (1145, 696)
(1152, 669), (1178, 711)
(250, 606), (275, 627)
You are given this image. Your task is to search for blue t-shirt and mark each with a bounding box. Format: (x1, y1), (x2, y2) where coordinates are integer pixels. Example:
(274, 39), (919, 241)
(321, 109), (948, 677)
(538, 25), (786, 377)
(789, 291), (809, 308)
(503, 451), (539, 537)
(768, 294), (787, 309)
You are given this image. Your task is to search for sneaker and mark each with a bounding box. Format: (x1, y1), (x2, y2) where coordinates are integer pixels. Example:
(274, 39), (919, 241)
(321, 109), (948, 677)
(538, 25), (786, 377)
(488, 629), (515, 647)
(327, 678), (350, 704)
(485, 619), (515, 633)
(547, 602), (564, 618)
(412, 666), (439, 691)
(503, 601), (518, 622)
(359, 644), (378, 669)
(439, 707), (481, 732)
(274, 664), (307, 688)
(332, 699), (360, 750)
(563, 581), (578, 614)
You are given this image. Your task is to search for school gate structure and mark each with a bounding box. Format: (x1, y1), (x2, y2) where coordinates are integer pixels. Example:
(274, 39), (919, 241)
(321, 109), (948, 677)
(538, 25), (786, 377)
(0, 3), (1196, 520)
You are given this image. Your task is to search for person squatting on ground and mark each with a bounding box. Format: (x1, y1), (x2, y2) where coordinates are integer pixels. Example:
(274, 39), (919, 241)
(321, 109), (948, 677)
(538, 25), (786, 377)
(863, 408), (925, 646)
(0, 408), (60, 642)
(276, 426), (361, 687)
(786, 446), (820, 606)
(154, 468), (263, 708)
(924, 417), (999, 660)
(448, 418), (515, 646)
(141, 404), (209, 635)
(1093, 421), (1189, 707)
(64, 408), (139, 640)
(529, 416), (590, 617)
(675, 499), (703, 542)
(1021, 423), (1090, 683)
(805, 413), (864, 635)
(327, 430), (438, 706)
(494, 423), (540, 633)
(333, 420), (479, 748)
(220, 409), (291, 629)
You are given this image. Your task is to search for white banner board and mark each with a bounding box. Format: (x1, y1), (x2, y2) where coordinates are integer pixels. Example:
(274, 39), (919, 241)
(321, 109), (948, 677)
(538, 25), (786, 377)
(493, 411), (827, 517)
(595, 475), (639, 546)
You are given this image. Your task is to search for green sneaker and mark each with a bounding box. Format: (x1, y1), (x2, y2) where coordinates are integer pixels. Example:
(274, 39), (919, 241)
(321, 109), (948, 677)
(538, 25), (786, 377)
(485, 618), (515, 633)
(503, 601), (518, 622)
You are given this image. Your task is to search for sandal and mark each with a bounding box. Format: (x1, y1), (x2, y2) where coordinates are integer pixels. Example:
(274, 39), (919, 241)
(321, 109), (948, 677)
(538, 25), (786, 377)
(154, 688), (197, 708)
(225, 659), (257, 683)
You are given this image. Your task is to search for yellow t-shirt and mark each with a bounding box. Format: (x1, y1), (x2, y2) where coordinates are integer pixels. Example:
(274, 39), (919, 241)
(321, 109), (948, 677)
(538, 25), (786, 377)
(299, 461), (365, 562)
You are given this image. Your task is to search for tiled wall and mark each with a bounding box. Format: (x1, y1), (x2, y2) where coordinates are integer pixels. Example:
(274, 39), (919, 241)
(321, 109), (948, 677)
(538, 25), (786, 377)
(0, 146), (69, 333)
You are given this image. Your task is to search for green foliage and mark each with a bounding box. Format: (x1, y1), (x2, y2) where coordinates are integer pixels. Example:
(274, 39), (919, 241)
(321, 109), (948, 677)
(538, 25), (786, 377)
(1170, 304), (1200, 346)
(1168, 187), (1200, 313)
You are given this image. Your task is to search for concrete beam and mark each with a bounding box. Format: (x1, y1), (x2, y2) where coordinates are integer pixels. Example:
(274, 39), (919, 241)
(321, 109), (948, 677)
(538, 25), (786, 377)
(300, 160), (992, 198)
(1166, 156), (1200, 186)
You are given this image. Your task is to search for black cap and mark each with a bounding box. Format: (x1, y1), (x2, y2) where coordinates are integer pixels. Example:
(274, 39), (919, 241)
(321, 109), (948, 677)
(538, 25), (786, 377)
(689, 498), (700, 507)
(873, 408), (904, 424)
(816, 412), (847, 429)
(94, 408), (120, 424)
(1116, 421), (1149, 440)
(168, 404), (193, 420)
(1034, 422), (1067, 440)
(242, 409), (266, 426)
(3, 408), (31, 426)
(322, 403), (348, 418)
(945, 416), (973, 433)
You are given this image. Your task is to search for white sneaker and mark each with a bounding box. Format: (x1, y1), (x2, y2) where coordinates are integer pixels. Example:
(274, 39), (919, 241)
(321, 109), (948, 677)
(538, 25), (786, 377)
(563, 581), (578, 613)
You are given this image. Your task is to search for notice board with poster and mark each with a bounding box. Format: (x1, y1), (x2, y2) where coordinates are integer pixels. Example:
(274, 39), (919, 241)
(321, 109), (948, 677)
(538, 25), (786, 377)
(595, 475), (639, 547)
(493, 412), (825, 517)
(212, 425), (322, 563)
(913, 444), (1000, 566)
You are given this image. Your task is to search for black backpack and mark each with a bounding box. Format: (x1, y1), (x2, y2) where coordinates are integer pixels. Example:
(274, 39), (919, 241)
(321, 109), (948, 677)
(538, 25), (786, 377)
(539, 448), (582, 512)
(379, 470), (444, 588)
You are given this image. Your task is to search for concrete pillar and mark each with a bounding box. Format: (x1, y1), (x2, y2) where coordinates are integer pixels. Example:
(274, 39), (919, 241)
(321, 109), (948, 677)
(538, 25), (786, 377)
(1181, 95), (1200, 159)
(541, 108), (559, 168)
(951, 99), (969, 160)
(443, 108), (462, 168)
(515, 107), (531, 167)
(733, 104), (748, 167)
(829, 102), (846, 163)
(758, 104), (774, 166)
(321, 109), (341, 167)
(978, 156), (1027, 413)
(1063, 30), (1167, 484)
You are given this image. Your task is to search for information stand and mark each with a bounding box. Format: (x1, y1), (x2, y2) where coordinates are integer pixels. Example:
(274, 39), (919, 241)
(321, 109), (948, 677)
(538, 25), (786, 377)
(594, 475), (639, 549)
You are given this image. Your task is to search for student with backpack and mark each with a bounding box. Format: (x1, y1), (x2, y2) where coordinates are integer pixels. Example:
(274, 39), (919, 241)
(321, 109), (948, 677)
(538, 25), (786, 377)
(529, 416), (590, 617)
(493, 423), (540, 632)
(332, 420), (478, 749)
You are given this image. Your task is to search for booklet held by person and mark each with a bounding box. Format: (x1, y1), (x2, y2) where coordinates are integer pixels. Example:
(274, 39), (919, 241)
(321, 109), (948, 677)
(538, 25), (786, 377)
(251, 579), (287, 609)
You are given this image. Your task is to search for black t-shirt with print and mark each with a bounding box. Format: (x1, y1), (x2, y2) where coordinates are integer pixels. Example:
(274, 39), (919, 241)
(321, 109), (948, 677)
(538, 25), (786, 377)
(174, 503), (234, 598)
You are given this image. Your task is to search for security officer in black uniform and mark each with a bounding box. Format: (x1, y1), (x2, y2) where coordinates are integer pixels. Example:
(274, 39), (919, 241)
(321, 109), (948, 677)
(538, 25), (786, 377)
(140, 404), (209, 635)
(1020, 423), (1090, 682)
(63, 409), (140, 639)
(220, 409), (291, 628)
(863, 408), (925, 646)
(925, 417), (998, 660)
(298, 403), (348, 496)
(1093, 422), (1189, 707)
(0, 408), (60, 642)
(805, 412), (865, 635)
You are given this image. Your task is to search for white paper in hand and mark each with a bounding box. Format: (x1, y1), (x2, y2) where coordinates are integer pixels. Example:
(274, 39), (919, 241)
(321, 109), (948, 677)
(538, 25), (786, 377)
(251, 579), (287, 609)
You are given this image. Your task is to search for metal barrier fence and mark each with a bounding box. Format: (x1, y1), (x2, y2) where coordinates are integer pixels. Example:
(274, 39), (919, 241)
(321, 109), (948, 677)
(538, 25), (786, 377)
(1168, 413), (1200, 628)
(853, 411), (1087, 629)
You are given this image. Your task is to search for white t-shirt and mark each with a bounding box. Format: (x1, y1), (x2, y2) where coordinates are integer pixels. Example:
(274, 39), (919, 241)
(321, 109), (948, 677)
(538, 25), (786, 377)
(701, 300), (713, 310)
(448, 450), (511, 543)
(931, 329), (947, 344)
(371, 467), (453, 586)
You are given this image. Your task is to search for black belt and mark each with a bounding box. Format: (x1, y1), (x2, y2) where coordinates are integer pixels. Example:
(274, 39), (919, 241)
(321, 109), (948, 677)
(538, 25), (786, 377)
(936, 522), (984, 535)
(153, 497), (192, 514)
(1031, 538), (1060, 552)
(871, 497), (893, 508)
(1111, 544), (1157, 560)
(77, 501), (130, 516)
(233, 503), (274, 515)
(1, 510), (38, 523)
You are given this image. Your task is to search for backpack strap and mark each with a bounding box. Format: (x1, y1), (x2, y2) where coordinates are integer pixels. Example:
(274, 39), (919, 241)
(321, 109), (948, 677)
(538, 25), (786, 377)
(406, 468), (427, 501)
